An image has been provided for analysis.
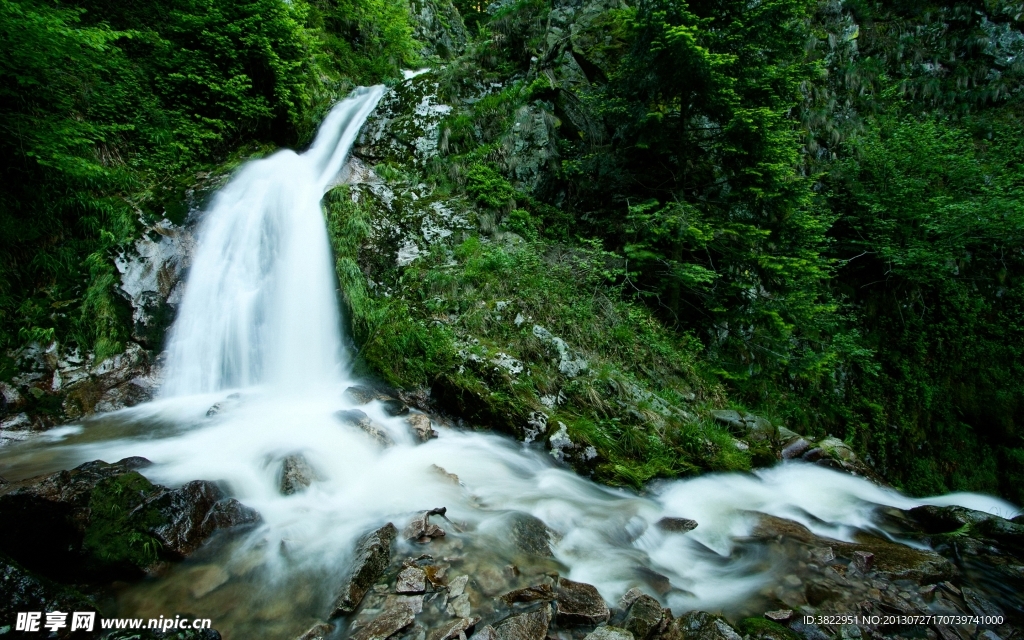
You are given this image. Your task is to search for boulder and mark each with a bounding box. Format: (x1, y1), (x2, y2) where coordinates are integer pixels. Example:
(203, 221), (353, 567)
(0, 458), (258, 581)
(404, 508), (447, 541)
(396, 566), (427, 594)
(430, 617), (479, 640)
(330, 523), (398, 616)
(495, 607), (551, 640)
(654, 518), (697, 533)
(295, 622), (335, 640)
(470, 625), (498, 640)
(507, 512), (554, 557)
(735, 617), (800, 640)
(499, 583), (555, 606)
(350, 604), (415, 640)
(382, 399), (410, 416)
(554, 577), (609, 625)
(344, 385), (393, 405)
(710, 410), (777, 443)
(408, 413), (439, 442)
(662, 612), (741, 640)
(335, 409), (395, 447)
(623, 594), (663, 640)
(0, 553), (96, 630)
(584, 627), (634, 640)
(280, 453), (315, 495)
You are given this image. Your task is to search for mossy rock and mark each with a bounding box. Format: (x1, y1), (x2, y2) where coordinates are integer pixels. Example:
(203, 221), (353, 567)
(736, 617), (801, 640)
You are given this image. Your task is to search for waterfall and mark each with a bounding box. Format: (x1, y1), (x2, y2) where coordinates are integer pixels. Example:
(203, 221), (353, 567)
(160, 86), (386, 396)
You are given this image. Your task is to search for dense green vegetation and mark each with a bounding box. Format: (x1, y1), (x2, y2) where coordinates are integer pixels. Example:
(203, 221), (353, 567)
(4, 0), (1024, 502)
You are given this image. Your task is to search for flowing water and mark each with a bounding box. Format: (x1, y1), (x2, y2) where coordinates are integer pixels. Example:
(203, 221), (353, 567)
(0, 86), (1019, 638)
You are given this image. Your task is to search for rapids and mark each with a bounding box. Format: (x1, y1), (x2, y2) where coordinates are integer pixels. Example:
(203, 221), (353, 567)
(0, 85), (1018, 638)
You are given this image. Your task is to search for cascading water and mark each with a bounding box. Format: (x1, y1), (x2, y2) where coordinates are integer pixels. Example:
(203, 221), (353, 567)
(0, 84), (1019, 638)
(160, 87), (385, 396)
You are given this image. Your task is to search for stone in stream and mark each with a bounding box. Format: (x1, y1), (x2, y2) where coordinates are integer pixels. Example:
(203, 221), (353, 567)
(279, 453), (315, 495)
(349, 603), (416, 640)
(661, 611), (742, 640)
(382, 398), (410, 416)
(654, 517), (697, 533)
(430, 617), (480, 640)
(404, 508), (447, 541)
(409, 413), (439, 442)
(0, 457), (259, 581)
(385, 594), (425, 614)
(335, 409), (395, 447)
(507, 512), (554, 557)
(344, 385), (392, 405)
(494, 607), (551, 640)
(448, 574), (469, 598)
(623, 593), (664, 640)
(446, 592), (471, 617)
(499, 583), (554, 606)
(330, 523), (397, 616)
(584, 628), (635, 640)
(397, 565), (427, 593)
(780, 438), (812, 460)
(470, 625), (498, 640)
(554, 577), (609, 625)
(295, 621), (335, 640)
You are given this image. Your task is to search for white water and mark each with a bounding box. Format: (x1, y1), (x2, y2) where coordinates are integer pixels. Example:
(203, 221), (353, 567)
(3, 84), (1020, 636)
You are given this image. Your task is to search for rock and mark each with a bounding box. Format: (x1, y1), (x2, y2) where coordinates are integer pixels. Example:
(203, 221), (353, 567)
(655, 517), (697, 533)
(710, 410), (777, 443)
(447, 592), (472, 617)
(764, 610), (794, 623)
(397, 566), (427, 594)
(495, 607), (550, 640)
(431, 618), (479, 640)
(350, 604), (416, 640)
(382, 399), (410, 416)
(736, 617), (800, 640)
(335, 409), (395, 447)
(619, 587), (644, 609)
(664, 611), (742, 640)
(780, 438), (812, 460)
(554, 577), (609, 625)
(851, 550), (874, 573)
(386, 594), (425, 614)
(280, 453), (315, 495)
(344, 385), (393, 405)
(584, 627), (635, 640)
(149, 480), (260, 558)
(507, 512), (554, 557)
(187, 564), (230, 598)
(0, 553), (96, 631)
(431, 464), (458, 484)
(106, 629), (222, 640)
(409, 414), (439, 442)
(295, 622), (335, 640)
(499, 583), (555, 606)
(404, 508), (448, 541)
(448, 574), (469, 598)
(425, 564), (448, 586)
(817, 437), (857, 463)
(624, 593), (663, 640)
(471, 625), (498, 640)
(532, 325), (588, 378)
(0, 458), (258, 581)
(331, 523), (398, 616)
(409, 0), (468, 59)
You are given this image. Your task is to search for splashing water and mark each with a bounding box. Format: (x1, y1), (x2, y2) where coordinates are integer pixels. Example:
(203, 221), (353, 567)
(1, 85), (1019, 638)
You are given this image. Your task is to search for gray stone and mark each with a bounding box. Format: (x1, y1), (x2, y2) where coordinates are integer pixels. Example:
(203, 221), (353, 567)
(780, 438), (812, 460)
(508, 512), (554, 557)
(408, 413), (439, 441)
(350, 604), (416, 640)
(446, 592), (471, 617)
(344, 385), (391, 405)
(623, 594), (663, 640)
(431, 618), (479, 640)
(666, 612), (741, 640)
(584, 628), (635, 640)
(383, 399), (410, 416)
(335, 409), (396, 447)
(495, 607), (550, 640)
(295, 622), (334, 640)
(618, 587), (644, 609)
(385, 594), (425, 614)
(555, 577), (609, 625)
(397, 566), (427, 594)
(404, 508), (447, 541)
(470, 626), (498, 640)
(655, 518), (697, 533)
(499, 583), (554, 606)
(448, 575), (469, 598)
(331, 523), (398, 616)
(280, 453), (315, 495)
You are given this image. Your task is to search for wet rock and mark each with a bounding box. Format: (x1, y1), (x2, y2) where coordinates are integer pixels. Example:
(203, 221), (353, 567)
(470, 625), (498, 640)
(344, 385), (393, 405)
(851, 550), (874, 573)
(499, 583), (555, 606)
(763, 610), (794, 623)
(507, 512), (554, 557)
(150, 480), (260, 558)
(280, 453), (315, 495)
(736, 617), (800, 640)
(386, 594), (425, 614)
(495, 607), (551, 640)
(0, 458), (258, 581)
(430, 617), (479, 640)
(335, 409), (395, 447)
(383, 399), (410, 416)
(187, 564), (230, 598)
(623, 594), (663, 640)
(585, 627), (634, 640)
(409, 0), (468, 60)
(663, 611), (741, 640)
(655, 517), (697, 533)
(295, 621), (335, 640)
(555, 577), (609, 625)
(404, 508), (448, 541)
(106, 629), (222, 640)
(780, 438), (812, 460)
(431, 464), (458, 484)
(447, 592), (472, 617)
(409, 414), (439, 442)
(331, 523), (398, 616)
(0, 553), (96, 631)
(350, 604), (416, 640)
(619, 587), (644, 609)
(397, 566), (427, 594)
(710, 410), (777, 442)
(424, 564), (448, 587)
(817, 437), (857, 463)
(448, 574), (469, 598)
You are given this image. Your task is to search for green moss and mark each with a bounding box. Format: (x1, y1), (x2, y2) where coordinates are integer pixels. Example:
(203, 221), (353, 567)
(82, 472), (164, 571)
(736, 617), (801, 640)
